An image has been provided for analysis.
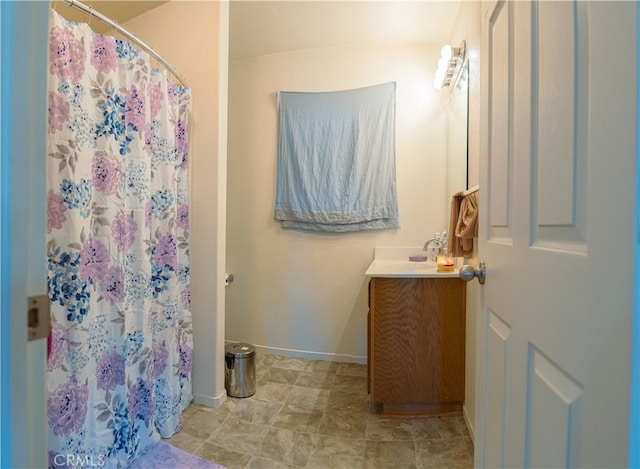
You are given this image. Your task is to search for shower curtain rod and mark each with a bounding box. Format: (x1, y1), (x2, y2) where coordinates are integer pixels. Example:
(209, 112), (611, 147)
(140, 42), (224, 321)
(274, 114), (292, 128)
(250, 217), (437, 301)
(59, 0), (188, 87)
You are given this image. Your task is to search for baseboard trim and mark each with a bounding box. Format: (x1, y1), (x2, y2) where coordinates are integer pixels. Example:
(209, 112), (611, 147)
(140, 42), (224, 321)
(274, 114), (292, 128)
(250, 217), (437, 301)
(378, 401), (463, 417)
(193, 389), (227, 409)
(226, 340), (367, 365)
(462, 404), (475, 444)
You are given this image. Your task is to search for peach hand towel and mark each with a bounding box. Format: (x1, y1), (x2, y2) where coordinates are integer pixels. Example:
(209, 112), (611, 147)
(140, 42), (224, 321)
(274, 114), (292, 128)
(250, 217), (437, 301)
(456, 192), (478, 259)
(448, 192), (464, 257)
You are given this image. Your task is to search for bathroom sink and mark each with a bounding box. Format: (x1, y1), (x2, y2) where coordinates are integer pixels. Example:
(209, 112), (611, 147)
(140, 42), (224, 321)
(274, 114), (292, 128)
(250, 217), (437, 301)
(365, 246), (459, 278)
(365, 260), (436, 276)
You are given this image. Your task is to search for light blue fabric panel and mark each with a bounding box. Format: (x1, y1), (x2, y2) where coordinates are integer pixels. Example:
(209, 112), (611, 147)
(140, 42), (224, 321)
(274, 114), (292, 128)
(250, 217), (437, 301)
(275, 82), (399, 232)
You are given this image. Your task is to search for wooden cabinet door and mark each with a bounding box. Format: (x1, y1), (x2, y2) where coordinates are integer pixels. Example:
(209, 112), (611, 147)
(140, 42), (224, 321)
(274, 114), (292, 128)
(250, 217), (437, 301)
(370, 278), (465, 405)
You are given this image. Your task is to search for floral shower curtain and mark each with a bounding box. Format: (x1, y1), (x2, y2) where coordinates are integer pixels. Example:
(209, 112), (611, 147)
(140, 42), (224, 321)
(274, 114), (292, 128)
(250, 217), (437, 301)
(46, 10), (192, 467)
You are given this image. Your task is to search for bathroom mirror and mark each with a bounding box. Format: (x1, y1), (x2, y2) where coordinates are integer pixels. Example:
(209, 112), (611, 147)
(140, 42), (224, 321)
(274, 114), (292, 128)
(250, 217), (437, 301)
(446, 59), (469, 196)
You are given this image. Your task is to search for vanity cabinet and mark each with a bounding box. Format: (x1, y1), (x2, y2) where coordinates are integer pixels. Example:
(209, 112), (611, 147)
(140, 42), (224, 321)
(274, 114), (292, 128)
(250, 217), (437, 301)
(368, 277), (466, 416)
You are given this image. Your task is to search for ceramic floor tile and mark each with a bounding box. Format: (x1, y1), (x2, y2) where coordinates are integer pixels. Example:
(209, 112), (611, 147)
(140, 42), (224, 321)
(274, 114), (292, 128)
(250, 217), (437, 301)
(286, 385), (330, 410)
(246, 456), (299, 468)
(456, 416), (471, 436)
(222, 397), (283, 426)
(255, 427), (321, 467)
(272, 403), (324, 433)
(306, 435), (366, 469)
(262, 367), (301, 385)
(196, 441), (252, 469)
(271, 355), (309, 371)
(318, 410), (367, 439)
(295, 371), (336, 390)
(255, 366), (271, 383)
(304, 359), (340, 374)
(252, 380), (292, 403)
(411, 418), (442, 440)
(181, 407), (227, 439)
(173, 353), (474, 468)
(430, 416), (465, 439)
(183, 402), (219, 417)
(465, 435), (474, 455)
(207, 417), (269, 456)
(332, 374), (368, 395)
(326, 389), (371, 413)
(416, 437), (473, 469)
(364, 439), (416, 468)
(365, 415), (414, 441)
(255, 353), (277, 368)
(336, 362), (368, 378)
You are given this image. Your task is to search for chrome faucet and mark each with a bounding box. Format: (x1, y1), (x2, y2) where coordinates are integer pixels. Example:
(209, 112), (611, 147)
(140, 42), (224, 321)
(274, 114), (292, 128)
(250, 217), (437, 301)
(423, 237), (443, 263)
(422, 238), (443, 252)
(423, 229), (448, 252)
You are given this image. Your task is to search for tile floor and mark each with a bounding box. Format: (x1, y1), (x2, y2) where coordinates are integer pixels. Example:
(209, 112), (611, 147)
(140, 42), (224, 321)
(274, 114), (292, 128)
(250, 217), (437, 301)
(166, 353), (474, 468)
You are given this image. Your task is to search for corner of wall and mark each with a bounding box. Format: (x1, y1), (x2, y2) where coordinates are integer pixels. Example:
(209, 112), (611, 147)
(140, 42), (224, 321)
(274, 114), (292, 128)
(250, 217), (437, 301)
(122, 0), (230, 409)
(450, 0), (481, 438)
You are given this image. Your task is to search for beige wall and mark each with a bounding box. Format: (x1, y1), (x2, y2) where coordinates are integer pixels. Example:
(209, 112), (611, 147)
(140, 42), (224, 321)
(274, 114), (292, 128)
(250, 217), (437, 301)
(450, 0), (481, 440)
(226, 43), (451, 362)
(123, 0), (229, 406)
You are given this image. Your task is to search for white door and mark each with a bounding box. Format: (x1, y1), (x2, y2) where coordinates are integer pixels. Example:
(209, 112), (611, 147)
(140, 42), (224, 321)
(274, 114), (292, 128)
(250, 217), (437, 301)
(0, 1), (49, 468)
(475, 1), (636, 467)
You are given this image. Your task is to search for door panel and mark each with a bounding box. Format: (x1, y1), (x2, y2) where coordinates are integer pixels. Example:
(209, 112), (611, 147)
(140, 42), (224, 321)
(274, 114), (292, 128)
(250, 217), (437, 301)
(526, 347), (583, 468)
(533, 1), (588, 251)
(478, 1), (636, 467)
(488, 0), (511, 238)
(484, 310), (510, 468)
(535, 1), (579, 227)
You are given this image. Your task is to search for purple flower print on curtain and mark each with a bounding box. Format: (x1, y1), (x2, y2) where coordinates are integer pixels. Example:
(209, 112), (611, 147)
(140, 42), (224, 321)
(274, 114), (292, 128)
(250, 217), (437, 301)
(181, 285), (191, 310)
(46, 10), (192, 467)
(125, 86), (147, 133)
(111, 212), (137, 252)
(92, 150), (122, 195)
(176, 204), (189, 230)
(102, 266), (125, 304)
(90, 34), (117, 74)
(79, 235), (109, 285)
(153, 233), (177, 272)
(49, 24), (85, 82)
(149, 83), (163, 118)
(48, 380), (89, 436)
(179, 342), (193, 380)
(151, 341), (169, 379)
(96, 351), (125, 391)
(47, 323), (69, 372)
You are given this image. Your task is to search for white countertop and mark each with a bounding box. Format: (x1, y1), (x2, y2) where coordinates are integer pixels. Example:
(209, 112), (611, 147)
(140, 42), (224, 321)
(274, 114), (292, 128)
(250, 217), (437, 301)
(364, 246), (460, 278)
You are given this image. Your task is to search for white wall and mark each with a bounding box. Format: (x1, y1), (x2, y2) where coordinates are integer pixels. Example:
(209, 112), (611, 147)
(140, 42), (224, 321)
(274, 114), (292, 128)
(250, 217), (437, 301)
(227, 43), (450, 362)
(123, 0), (229, 406)
(449, 0), (481, 441)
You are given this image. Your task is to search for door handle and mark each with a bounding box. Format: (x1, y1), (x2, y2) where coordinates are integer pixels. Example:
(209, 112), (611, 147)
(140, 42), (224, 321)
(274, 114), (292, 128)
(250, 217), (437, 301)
(459, 261), (486, 285)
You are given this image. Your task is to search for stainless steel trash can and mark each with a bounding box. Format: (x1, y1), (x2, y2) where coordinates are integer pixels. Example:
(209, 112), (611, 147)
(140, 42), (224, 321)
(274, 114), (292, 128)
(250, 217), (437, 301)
(224, 343), (256, 398)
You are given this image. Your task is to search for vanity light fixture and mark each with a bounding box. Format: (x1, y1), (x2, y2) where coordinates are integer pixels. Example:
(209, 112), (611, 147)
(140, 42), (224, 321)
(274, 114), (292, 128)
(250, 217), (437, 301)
(433, 40), (466, 89)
